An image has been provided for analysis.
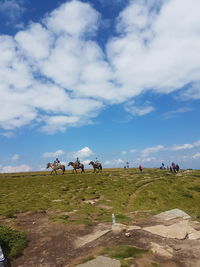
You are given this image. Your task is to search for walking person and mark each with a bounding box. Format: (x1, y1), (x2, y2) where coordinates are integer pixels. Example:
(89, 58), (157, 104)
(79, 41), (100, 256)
(139, 164), (143, 172)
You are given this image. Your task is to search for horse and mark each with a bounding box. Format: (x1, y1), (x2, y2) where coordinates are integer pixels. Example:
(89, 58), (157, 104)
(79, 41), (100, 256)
(46, 163), (65, 175)
(68, 162), (85, 174)
(89, 161), (102, 173)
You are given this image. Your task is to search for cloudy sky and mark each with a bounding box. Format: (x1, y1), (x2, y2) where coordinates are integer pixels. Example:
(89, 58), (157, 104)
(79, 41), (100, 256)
(0, 0), (200, 172)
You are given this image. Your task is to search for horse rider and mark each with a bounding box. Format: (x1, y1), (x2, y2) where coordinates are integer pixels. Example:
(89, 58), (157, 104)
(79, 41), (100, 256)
(75, 157), (80, 167)
(54, 158), (60, 166)
(95, 157), (99, 165)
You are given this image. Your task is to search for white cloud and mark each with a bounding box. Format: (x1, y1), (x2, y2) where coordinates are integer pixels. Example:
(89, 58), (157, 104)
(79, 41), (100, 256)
(104, 158), (123, 166)
(107, 0), (200, 97)
(45, 0), (100, 37)
(72, 147), (93, 159)
(1, 0), (200, 135)
(0, 164), (32, 173)
(192, 152), (200, 159)
(141, 157), (156, 162)
(0, 0), (25, 22)
(170, 140), (200, 151)
(82, 159), (91, 165)
(171, 144), (194, 151)
(124, 101), (155, 116)
(180, 82), (200, 100)
(163, 107), (192, 119)
(42, 150), (65, 158)
(141, 145), (165, 157)
(121, 151), (127, 155)
(11, 154), (20, 161)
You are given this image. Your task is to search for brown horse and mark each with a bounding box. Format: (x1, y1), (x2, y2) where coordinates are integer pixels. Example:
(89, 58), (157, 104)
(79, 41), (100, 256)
(46, 163), (65, 175)
(89, 161), (102, 173)
(68, 162), (85, 174)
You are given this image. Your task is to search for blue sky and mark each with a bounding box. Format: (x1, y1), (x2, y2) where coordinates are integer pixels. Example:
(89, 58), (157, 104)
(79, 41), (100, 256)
(0, 0), (200, 172)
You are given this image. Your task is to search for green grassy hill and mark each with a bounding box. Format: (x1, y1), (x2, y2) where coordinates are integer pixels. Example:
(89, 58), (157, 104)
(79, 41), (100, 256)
(1, 168), (200, 224)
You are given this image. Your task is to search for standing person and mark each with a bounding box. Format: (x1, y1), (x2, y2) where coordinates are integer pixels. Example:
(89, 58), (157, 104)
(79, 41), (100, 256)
(139, 164), (143, 172)
(126, 162), (129, 169)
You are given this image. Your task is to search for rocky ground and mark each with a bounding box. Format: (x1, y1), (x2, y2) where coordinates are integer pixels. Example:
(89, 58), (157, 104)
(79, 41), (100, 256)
(4, 209), (200, 267)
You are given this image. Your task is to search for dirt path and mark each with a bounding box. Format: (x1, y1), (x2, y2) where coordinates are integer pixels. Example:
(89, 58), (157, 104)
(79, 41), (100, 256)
(4, 211), (199, 267)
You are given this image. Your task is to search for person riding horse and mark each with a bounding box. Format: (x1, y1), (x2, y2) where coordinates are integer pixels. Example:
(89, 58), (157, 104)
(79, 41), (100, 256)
(54, 158), (60, 166)
(68, 161), (85, 173)
(47, 162), (65, 175)
(89, 160), (102, 173)
(75, 157), (80, 167)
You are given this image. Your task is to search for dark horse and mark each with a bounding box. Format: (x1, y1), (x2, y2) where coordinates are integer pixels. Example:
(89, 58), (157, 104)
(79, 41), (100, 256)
(89, 161), (102, 173)
(46, 163), (65, 175)
(68, 162), (85, 174)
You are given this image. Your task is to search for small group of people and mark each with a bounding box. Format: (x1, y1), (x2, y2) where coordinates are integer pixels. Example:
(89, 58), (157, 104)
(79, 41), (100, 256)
(159, 162), (180, 173)
(170, 162), (180, 173)
(53, 157), (100, 167)
(124, 162), (129, 169)
(124, 162), (143, 172)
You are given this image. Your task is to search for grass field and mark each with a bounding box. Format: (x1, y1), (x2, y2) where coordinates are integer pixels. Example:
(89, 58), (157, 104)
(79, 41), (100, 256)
(1, 168), (200, 224)
(1, 168), (200, 261)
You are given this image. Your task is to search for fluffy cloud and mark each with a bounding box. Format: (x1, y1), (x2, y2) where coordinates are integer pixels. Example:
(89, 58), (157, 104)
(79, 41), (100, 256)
(170, 140), (200, 151)
(1, 0), (200, 135)
(0, 164), (32, 173)
(11, 154), (20, 161)
(72, 147), (93, 159)
(107, 0), (200, 97)
(0, 0), (25, 22)
(42, 150), (65, 158)
(180, 82), (200, 100)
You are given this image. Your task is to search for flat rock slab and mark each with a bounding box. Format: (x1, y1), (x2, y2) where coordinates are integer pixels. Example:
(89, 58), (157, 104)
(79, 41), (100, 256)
(76, 256), (121, 267)
(112, 223), (127, 234)
(143, 220), (194, 239)
(154, 209), (191, 221)
(150, 242), (173, 259)
(74, 229), (110, 248)
(127, 225), (141, 231)
(188, 230), (200, 240)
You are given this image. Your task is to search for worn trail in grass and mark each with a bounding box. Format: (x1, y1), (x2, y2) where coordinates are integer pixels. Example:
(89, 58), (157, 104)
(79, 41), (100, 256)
(0, 169), (200, 224)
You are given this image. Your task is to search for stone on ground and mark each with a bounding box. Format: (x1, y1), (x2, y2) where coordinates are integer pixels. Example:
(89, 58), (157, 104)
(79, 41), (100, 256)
(143, 220), (194, 239)
(150, 242), (173, 259)
(111, 223), (127, 234)
(154, 209), (191, 221)
(76, 256), (121, 267)
(74, 225), (110, 248)
(188, 230), (200, 240)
